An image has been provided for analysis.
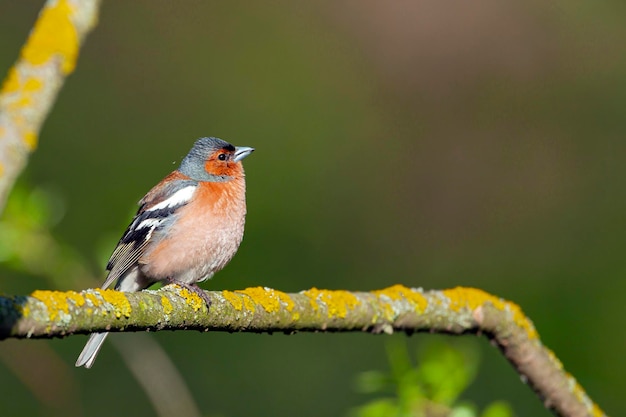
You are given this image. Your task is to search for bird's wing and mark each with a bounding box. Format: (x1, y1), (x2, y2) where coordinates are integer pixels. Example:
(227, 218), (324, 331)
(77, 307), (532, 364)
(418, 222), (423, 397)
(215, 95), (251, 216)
(101, 177), (198, 290)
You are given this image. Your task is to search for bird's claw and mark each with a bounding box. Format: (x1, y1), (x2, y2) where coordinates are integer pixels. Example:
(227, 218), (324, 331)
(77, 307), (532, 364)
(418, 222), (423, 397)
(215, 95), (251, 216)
(167, 279), (212, 309)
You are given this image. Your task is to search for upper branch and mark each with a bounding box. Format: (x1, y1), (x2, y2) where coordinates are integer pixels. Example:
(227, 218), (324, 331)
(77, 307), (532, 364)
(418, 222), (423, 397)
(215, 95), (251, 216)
(0, 0), (102, 210)
(0, 284), (605, 417)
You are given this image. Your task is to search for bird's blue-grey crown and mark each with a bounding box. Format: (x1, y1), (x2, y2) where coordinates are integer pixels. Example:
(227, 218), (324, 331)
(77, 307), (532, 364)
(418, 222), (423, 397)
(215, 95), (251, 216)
(179, 137), (236, 181)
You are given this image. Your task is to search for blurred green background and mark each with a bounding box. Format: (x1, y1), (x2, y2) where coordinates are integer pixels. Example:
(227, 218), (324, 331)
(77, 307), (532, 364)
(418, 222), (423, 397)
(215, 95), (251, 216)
(0, 1), (623, 416)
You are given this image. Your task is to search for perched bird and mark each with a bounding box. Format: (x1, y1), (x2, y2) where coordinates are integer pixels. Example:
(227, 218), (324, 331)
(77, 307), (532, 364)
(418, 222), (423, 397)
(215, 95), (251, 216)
(76, 137), (254, 368)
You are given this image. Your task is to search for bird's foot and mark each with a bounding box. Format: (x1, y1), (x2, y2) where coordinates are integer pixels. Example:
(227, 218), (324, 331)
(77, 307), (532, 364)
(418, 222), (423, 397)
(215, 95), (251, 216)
(167, 279), (212, 309)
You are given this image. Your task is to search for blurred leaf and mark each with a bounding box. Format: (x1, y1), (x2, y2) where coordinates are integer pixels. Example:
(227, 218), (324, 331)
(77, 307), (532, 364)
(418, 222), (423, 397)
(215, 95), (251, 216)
(480, 401), (514, 417)
(352, 338), (513, 417)
(0, 183), (91, 288)
(351, 398), (398, 417)
(450, 403), (477, 417)
(355, 370), (391, 394)
(416, 339), (480, 405)
(2, 183), (65, 230)
(386, 337), (415, 381)
(396, 377), (425, 414)
(0, 222), (20, 263)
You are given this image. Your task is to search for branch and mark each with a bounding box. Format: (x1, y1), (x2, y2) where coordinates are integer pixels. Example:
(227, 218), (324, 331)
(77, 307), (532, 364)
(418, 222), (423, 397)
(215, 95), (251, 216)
(0, 284), (605, 417)
(0, 0), (102, 210)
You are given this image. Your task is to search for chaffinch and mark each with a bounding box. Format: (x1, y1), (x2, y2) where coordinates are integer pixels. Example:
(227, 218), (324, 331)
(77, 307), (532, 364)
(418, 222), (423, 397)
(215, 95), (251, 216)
(76, 137), (254, 368)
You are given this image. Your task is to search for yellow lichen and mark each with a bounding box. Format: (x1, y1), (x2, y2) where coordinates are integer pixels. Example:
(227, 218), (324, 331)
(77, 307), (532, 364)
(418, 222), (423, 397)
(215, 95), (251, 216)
(223, 290), (242, 311)
(568, 374), (605, 417)
(329, 290), (360, 318)
(545, 347), (564, 370)
(21, 0), (79, 74)
(12, 96), (31, 109)
(161, 296), (173, 315)
(506, 301), (539, 340)
(373, 284), (428, 313)
(302, 288), (322, 312)
(443, 287), (538, 339)
(590, 404), (605, 417)
(237, 287), (282, 313)
(375, 302), (395, 321)
(241, 294), (256, 312)
(66, 291), (85, 308)
(0, 69), (41, 152)
(302, 288), (361, 318)
(1, 68), (20, 94)
(23, 131), (38, 150)
(590, 402), (606, 417)
(31, 289), (82, 321)
(24, 77), (42, 92)
(275, 290), (295, 312)
(223, 290), (260, 313)
(98, 289), (132, 318)
(177, 287), (205, 312)
(84, 292), (101, 307)
(443, 287), (503, 311)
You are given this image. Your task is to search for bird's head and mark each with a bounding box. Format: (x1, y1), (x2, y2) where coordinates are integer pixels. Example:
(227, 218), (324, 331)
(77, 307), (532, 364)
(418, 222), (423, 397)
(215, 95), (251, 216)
(179, 137), (254, 181)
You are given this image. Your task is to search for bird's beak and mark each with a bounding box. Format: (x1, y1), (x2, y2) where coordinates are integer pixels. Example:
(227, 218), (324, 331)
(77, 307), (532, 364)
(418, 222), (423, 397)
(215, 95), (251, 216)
(234, 146), (255, 162)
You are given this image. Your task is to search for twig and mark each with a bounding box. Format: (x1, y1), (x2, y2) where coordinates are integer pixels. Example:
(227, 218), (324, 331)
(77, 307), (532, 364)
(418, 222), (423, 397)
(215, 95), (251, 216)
(0, 284), (606, 417)
(0, 0), (102, 210)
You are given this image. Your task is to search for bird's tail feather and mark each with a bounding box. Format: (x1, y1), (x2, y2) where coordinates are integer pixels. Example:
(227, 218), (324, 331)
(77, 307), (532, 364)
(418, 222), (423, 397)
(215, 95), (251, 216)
(75, 332), (109, 368)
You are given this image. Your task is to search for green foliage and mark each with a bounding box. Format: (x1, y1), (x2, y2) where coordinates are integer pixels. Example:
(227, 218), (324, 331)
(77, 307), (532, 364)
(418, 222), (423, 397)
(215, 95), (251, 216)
(0, 182), (90, 288)
(351, 338), (514, 417)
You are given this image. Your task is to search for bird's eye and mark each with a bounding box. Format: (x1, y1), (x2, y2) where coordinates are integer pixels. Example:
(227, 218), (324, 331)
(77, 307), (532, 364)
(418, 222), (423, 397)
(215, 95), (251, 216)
(218, 153), (227, 161)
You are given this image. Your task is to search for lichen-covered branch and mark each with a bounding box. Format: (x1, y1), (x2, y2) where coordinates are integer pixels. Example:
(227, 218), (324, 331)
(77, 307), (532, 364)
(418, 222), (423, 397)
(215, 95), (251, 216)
(0, 284), (605, 417)
(0, 0), (102, 210)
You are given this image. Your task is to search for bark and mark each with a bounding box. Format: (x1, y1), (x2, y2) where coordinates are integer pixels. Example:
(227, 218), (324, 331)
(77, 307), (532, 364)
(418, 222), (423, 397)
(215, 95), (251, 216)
(0, 284), (606, 417)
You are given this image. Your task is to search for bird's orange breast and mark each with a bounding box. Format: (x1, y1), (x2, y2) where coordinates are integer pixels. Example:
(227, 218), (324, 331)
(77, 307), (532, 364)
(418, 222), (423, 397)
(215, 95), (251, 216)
(140, 178), (247, 283)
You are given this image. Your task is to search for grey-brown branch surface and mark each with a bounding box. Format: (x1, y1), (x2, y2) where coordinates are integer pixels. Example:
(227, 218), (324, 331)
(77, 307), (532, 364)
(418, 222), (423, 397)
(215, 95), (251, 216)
(0, 284), (605, 417)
